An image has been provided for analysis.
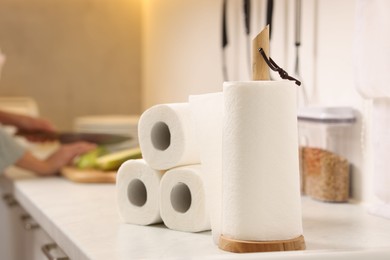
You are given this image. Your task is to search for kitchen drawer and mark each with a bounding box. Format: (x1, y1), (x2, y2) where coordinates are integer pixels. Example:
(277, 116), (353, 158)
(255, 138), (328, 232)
(1, 185), (68, 260)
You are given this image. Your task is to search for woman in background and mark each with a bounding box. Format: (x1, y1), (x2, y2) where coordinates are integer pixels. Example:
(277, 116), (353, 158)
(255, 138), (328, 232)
(0, 109), (96, 176)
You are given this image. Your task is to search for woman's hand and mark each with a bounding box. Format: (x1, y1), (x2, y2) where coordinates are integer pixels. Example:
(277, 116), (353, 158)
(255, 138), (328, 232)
(15, 142), (97, 176)
(0, 110), (57, 142)
(41, 142), (97, 175)
(0, 110), (56, 132)
(15, 114), (56, 133)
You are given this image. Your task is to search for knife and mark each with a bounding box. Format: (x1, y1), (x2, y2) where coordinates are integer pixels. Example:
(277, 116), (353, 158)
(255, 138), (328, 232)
(16, 130), (131, 145)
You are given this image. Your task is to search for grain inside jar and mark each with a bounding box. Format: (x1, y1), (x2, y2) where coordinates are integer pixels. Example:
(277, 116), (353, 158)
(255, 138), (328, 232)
(301, 147), (350, 202)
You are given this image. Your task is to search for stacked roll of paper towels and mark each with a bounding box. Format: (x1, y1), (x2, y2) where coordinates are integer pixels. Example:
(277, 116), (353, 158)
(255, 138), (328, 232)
(117, 103), (210, 232)
(116, 81), (304, 250)
(160, 165), (210, 232)
(116, 159), (164, 225)
(138, 103), (200, 170)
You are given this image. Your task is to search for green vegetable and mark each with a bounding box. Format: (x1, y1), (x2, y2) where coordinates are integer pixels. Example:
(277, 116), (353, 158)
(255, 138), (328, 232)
(95, 147), (142, 171)
(74, 146), (108, 169)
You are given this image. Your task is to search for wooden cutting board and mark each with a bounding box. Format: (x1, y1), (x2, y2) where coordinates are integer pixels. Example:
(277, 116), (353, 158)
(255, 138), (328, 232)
(61, 166), (116, 184)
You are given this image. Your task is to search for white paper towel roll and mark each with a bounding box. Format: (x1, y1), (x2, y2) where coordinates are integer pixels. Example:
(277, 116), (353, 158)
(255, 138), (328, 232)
(160, 165), (210, 232)
(189, 93), (223, 244)
(116, 159), (165, 225)
(222, 81), (303, 241)
(138, 103), (200, 170)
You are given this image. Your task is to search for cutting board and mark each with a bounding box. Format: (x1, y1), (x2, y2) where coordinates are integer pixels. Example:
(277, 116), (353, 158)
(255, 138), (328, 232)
(61, 166), (116, 184)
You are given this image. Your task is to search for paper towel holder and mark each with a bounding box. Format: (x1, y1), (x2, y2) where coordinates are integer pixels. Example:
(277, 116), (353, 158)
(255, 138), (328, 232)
(218, 26), (306, 254)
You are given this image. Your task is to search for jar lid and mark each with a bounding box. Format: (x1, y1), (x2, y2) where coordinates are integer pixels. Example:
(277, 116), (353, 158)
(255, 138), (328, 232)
(298, 106), (357, 123)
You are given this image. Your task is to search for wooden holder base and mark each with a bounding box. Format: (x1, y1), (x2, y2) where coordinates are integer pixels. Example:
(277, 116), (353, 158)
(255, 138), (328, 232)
(219, 235), (305, 253)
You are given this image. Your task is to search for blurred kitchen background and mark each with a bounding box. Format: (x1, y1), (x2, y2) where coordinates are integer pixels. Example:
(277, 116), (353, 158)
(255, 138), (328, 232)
(0, 0), (142, 130)
(0, 0), (373, 202)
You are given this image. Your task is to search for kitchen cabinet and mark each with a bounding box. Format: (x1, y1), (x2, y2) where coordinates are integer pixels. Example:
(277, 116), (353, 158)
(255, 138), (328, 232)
(20, 214), (67, 260)
(0, 174), (68, 260)
(0, 192), (24, 260)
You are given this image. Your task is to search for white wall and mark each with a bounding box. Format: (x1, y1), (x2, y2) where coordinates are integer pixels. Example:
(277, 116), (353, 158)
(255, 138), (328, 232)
(142, 0), (222, 107)
(141, 0), (289, 107)
(142, 0), (373, 202)
(142, 0), (362, 107)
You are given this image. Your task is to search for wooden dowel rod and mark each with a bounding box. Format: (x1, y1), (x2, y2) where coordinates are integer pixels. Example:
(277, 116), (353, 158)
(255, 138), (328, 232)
(252, 25), (270, 81)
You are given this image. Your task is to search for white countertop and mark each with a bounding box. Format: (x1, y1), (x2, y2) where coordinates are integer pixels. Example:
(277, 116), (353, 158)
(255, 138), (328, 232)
(3, 168), (390, 260)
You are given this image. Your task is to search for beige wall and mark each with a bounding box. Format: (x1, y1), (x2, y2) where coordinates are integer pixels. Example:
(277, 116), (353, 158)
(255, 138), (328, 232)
(0, 0), (142, 130)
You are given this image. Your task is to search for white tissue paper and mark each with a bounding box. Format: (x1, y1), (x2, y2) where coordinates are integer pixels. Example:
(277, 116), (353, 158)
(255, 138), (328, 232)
(222, 81), (303, 241)
(138, 103), (200, 170)
(354, 0), (390, 219)
(354, 0), (390, 99)
(189, 92), (223, 244)
(116, 159), (165, 225)
(160, 165), (210, 232)
(368, 98), (390, 218)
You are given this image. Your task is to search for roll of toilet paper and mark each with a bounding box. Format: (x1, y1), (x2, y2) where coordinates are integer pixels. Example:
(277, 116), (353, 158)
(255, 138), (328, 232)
(116, 159), (165, 225)
(160, 165), (210, 232)
(189, 92), (223, 244)
(222, 81), (303, 241)
(138, 103), (200, 170)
